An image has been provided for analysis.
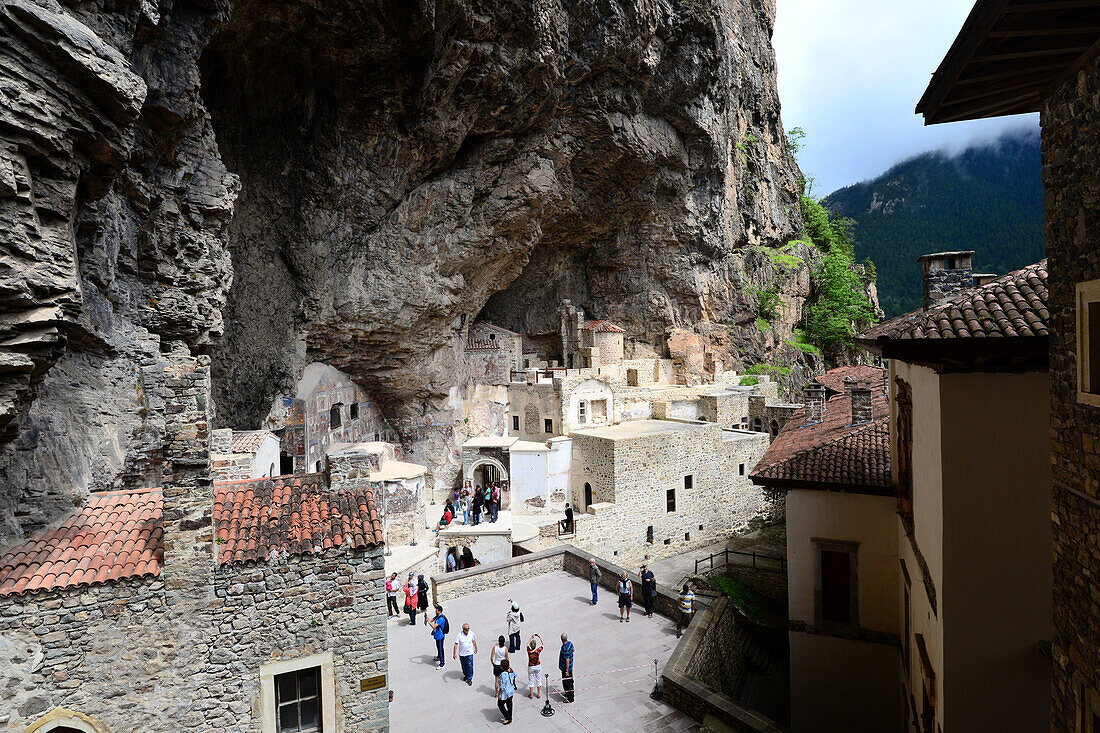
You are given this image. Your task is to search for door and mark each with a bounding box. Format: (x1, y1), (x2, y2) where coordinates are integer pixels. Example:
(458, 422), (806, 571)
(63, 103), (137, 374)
(584, 482), (593, 509)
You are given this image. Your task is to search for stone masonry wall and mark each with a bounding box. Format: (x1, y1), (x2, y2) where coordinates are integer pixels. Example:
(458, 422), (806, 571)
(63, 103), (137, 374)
(1042, 56), (1100, 732)
(567, 424), (772, 566)
(0, 546), (389, 731)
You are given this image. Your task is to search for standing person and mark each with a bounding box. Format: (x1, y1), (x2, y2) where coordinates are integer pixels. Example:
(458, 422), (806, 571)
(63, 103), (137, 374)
(640, 563), (656, 618)
(403, 573), (418, 625)
(676, 583), (695, 638)
(454, 623), (478, 686)
(446, 549), (457, 573)
(417, 574), (430, 625)
(386, 572), (400, 617)
(558, 633), (575, 703)
(471, 486), (483, 526)
(526, 634), (544, 699)
(460, 489), (472, 525)
(560, 502), (574, 533)
(497, 659), (517, 725)
(484, 484), (494, 522)
(491, 635), (510, 695)
(489, 483), (500, 523)
(428, 605), (449, 668)
(617, 571), (633, 622)
(506, 601), (523, 652)
(588, 558), (602, 605)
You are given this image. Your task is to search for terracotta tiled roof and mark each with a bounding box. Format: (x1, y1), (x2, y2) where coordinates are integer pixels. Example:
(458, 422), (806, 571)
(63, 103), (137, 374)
(214, 474), (384, 565)
(0, 488), (163, 597)
(814, 365), (887, 397)
(859, 260), (1048, 343)
(0, 474), (386, 596)
(581, 319), (626, 333)
(231, 430), (276, 454)
(750, 387), (892, 494)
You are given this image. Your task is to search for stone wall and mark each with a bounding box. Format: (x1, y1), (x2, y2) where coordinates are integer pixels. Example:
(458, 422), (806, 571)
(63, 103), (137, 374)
(567, 423), (773, 566)
(211, 453), (253, 481)
(1042, 55), (1100, 731)
(0, 545), (389, 731)
(661, 597), (784, 732)
(431, 547), (564, 603)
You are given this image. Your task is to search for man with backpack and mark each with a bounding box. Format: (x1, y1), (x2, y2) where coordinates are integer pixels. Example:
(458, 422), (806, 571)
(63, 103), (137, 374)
(428, 605), (449, 668)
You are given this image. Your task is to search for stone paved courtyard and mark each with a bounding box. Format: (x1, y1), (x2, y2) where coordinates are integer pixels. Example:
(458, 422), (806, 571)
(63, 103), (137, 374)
(387, 571), (700, 731)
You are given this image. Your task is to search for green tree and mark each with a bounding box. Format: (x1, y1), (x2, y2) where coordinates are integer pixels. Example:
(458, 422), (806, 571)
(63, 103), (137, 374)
(805, 243), (876, 347)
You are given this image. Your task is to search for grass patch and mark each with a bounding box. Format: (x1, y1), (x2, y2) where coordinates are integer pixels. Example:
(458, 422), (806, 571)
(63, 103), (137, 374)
(711, 576), (784, 626)
(744, 363), (792, 379)
(786, 328), (821, 356)
(756, 317), (771, 331)
(739, 376), (760, 387)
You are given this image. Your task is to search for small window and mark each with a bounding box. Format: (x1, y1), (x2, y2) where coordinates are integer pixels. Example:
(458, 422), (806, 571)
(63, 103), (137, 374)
(684, 532), (690, 541)
(683, 475), (693, 490)
(350, 403), (359, 420)
(738, 463), (746, 476)
(276, 666), (322, 732)
(646, 525), (654, 543)
(1078, 279), (1100, 405)
(269, 463), (276, 477)
(512, 415), (520, 431)
(752, 417), (763, 432)
(770, 419), (780, 437)
(329, 404), (342, 429)
(663, 538), (671, 545)
(666, 488), (676, 512)
(544, 418), (553, 433)
(578, 400), (587, 424)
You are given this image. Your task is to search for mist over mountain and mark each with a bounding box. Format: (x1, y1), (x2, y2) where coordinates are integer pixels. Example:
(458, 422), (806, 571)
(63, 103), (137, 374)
(823, 129), (1044, 317)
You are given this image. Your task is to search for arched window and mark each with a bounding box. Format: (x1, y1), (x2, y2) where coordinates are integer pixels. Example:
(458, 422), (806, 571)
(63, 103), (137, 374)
(752, 417), (763, 432)
(329, 403), (342, 428)
(269, 462), (276, 477)
(770, 419), (780, 437)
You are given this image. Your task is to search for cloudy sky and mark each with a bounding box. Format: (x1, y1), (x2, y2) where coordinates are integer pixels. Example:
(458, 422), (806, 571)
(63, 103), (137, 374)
(772, 0), (1039, 196)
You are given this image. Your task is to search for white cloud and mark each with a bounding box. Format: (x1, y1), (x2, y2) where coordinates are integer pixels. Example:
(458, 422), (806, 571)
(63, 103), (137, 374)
(773, 0), (1039, 196)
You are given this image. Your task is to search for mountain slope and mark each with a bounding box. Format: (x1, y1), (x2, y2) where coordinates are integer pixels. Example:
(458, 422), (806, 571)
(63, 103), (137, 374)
(823, 130), (1044, 317)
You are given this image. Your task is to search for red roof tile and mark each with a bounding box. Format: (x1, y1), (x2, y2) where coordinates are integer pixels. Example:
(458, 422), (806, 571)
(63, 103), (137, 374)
(859, 260), (1048, 343)
(0, 474), (386, 596)
(0, 488), (163, 597)
(814, 365), (887, 397)
(231, 430), (277, 454)
(750, 386), (893, 494)
(213, 474), (384, 565)
(581, 319), (626, 333)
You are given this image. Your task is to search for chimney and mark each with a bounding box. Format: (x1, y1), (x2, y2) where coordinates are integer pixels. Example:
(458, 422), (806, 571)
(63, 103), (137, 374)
(919, 251), (974, 310)
(804, 383), (825, 424)
(849, 380), (873, 425)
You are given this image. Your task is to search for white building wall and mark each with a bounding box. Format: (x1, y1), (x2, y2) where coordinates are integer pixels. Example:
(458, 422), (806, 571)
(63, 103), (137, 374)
(251, 435), (281, 478)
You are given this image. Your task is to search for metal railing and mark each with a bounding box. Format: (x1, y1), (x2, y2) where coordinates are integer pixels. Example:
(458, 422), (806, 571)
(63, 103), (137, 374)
(694, 548), (786, 575)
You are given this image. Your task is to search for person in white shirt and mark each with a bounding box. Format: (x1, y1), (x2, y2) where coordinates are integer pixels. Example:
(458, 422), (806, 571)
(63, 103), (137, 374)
(453, 623), (479, 687)
(490, 635), (510, 695)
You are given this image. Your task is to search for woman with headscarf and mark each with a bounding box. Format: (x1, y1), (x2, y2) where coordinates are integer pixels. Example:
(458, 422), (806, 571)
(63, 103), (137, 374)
(417, 573), (430, 625)
(403, 573), (418, 625)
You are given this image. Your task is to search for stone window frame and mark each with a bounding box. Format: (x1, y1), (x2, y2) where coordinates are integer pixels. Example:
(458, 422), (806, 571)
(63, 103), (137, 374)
(544, 418), (553, 434)
(26, 708), (109, 733)
(1076, 278), (1100, 407)
(260, 651), (337, 733)
(511, 414), (520, 431)
(666, 487), (676, 512)
(578, 399), (587, 424)
(738, 462), (745, 476)
(812, 537), (860, 628)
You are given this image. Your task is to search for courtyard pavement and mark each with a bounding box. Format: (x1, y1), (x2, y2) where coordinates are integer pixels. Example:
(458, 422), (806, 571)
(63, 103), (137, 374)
(387, 571), (699, 732)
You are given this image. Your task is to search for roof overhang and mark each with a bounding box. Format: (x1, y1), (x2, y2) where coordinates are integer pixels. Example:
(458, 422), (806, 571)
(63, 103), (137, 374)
(917, 0), (1100, 125)
(749, 474), (897, 498)
(856, 334), (1048, 372)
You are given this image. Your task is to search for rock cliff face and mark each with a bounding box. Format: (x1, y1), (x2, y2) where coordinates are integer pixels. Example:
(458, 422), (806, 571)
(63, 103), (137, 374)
(0, 0), (805, 542)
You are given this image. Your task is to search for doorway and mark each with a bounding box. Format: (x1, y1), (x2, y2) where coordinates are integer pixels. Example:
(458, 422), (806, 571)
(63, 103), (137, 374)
(584, 482), (593, 509)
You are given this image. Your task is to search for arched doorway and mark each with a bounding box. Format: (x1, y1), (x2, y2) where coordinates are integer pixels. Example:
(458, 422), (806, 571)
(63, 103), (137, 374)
(26, 708), (110, 733)
(466, 457), (510, 510)
(584, 482), (593, 509)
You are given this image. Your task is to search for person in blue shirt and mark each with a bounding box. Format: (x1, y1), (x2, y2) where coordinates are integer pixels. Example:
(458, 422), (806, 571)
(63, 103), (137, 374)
(428, 605), (448, 668)
(497, 659), (517, 725)
(558, 633), (575, 703)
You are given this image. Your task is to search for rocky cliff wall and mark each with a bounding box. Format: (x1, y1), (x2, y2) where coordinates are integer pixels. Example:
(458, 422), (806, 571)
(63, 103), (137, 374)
(0, 0), (807, 542)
